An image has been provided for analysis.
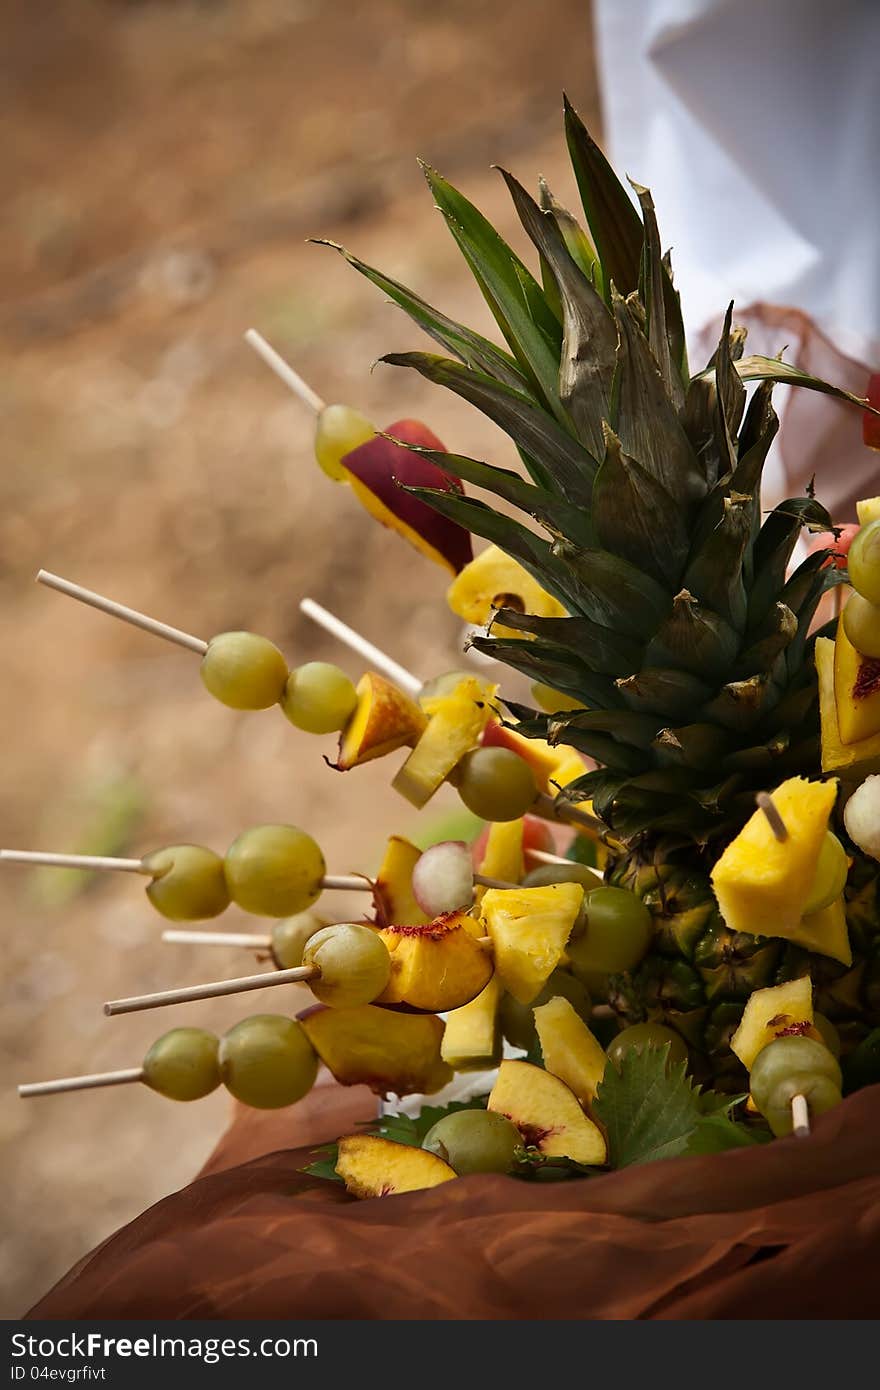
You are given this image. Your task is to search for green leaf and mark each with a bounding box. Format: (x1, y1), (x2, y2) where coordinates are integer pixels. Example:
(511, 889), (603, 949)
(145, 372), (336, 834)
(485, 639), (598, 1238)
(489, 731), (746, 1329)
(593, 1044), (704, 1167)
(631, 180), (683, 407)
(499, 168), (617, 460)
(551, 542), (673, 639)
(685, 1113), (771, 1155)
(490, 607), (643, 677)
(700, 354), (880, 416)
(684, 493), (751, 631)
(302, 1144), (343, 1183)
(538, 177), (602, 289)
(382, 351), (596, 498)
(469, 632), (624, 711)
(564, 94), (642, 301)
(592, 424), (690, 586)
(420, 163), (566, 419)
(312, 239), (529, 392)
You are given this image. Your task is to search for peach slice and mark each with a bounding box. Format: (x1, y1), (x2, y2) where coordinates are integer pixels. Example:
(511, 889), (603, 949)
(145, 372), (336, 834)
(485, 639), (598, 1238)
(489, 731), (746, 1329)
(816, 636), (880, 779)
(730, 976), (814, 1071)
(298, 1002), (452, 1096)
(376, 910), (494, 1012)
(334, 672), (427, 770)
(480, 883), (583, 1003)
(488, 1060), (606, 1165)
(392, 674), (499, 808)
(372, 835), (430, 927)
(341, 419), (472, 575)
(335, 1135), (457, 1198)
(446, 544), (566, 634)
(440, 975), (503, 1070)
(533, 996), (608, 1108)
(834, 615), (880, 745)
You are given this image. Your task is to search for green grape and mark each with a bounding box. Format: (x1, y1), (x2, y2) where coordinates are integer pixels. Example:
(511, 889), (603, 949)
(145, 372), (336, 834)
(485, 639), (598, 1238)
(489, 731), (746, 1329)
(270, 910), (326, 969)
(842, 591), (880, 658)
(813, 1012), (841, 1058)
(422, 1110), (521, 1175)
(803, 832), (849, 915)
(750, 1035), (842, 1113)
(224, 824), (325, 917)
(762, 1072), (842, 1138)
(499, 969), (590, 1052)
(200, 632), (289, 710)
(314, 403), (375, 482)
(606, 1022), (688, 1069)
(565, 887), (652, 977)
(281, 662), (358, 734)
(847, 519), (880, 604)
(142, 1027), (221, 1101)
(301, 923), (390, 1006)
(453, 747), (537, 822)
(418, 670), (474, 706)
(219, 1014), (318, 1109)
(143, 844), (230, 921)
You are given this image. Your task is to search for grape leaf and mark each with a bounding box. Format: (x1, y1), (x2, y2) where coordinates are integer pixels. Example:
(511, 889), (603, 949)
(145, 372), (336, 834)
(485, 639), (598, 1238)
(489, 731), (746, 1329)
(302, 1144), (342, 1183)
(685, 1113), (772, 1155)
(593, 1044), (704, 1167)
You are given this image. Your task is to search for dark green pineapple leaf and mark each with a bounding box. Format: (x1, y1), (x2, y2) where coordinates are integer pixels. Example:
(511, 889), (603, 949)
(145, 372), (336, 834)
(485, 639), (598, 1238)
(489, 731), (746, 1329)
(551, 542), (672, 639)
(735, 602), (798, 676)
(564, 94), (642, 302)
(683, 493), (751, 630)
(593, 1044), (704, 1166)
(549, 707), (661, 751)
(646, 589), (738, 680)
(722, 732), (790, 772)
(748, 495), (834, 628)
(713, 303), (747, 471)
(312, 240), (529, 392)
(631, 180), (683, 408)
(560, 769), (630, 822)
(651, 723), (729, 772)
(490, 607), (643, 676)
(538, 177), (602, 288)
(499, 167), (616, 459)
(468, 632), (623, 710)
(701, 674), (777, 732)
(405, 446), (594, 549)
(736, 377), (777, 463)
(725, 355), (880, 414)
(611, 293), (705, 509)
(617, 667), (713, 721)
(420, 163), (566, 420)
(592, 425), (690, 586)
(382, 351), (595, 497)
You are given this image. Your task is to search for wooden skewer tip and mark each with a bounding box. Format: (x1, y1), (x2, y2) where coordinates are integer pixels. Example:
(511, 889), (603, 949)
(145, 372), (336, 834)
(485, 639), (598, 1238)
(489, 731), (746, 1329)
(104, 963), (318, 1015)
(756, 791), (789, 843)
(244, 330), (326, 415)
(36, 570), (207, 655)
(791, 1092), (811, 1138)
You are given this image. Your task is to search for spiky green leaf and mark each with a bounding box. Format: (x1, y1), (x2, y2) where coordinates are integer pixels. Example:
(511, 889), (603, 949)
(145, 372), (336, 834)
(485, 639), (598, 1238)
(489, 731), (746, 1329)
(592, 425), (690, 585)
(563, 94), (643, 301)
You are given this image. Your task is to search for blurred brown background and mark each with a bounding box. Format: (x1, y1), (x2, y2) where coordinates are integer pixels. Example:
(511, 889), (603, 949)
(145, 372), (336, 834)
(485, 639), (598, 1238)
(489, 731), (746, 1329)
(0, 0), (598, 1315)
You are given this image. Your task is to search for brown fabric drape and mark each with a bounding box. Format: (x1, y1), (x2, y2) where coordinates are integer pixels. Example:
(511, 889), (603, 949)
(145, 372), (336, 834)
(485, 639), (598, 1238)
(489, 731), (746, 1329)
(28, 1081), (880, 1319)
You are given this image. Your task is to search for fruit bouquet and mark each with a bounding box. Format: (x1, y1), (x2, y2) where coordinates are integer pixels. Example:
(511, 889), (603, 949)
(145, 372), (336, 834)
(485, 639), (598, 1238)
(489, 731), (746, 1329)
(15, 101), (880, 1318)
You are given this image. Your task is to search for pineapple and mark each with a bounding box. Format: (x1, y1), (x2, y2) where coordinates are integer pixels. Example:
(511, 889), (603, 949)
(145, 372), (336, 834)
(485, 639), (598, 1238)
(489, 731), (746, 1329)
(329, 98), (880, 1086)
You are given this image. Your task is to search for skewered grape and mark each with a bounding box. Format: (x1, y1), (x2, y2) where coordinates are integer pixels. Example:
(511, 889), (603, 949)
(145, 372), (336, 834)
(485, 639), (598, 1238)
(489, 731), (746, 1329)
(301, 923), (391, 1007)
(224, 825), (326, 916)
(802, 832), (849, 915)
(453, 747), (538, 822)
(749, 1034), (842, 1113)
(271, 910), (326, 968)
(565, 887), (652, 977)
(218, 1014), (318, 1109)
(842, 591), (880, 658)
(606, 1022), (688, 1069)
(848, 519), (880, 604)
(281, 662), (358, 734)
(142, 845), (230, 921)
(200, 631), (289, 710)
(314, 403), (375, 481)
(142, 1027), (221, 1101)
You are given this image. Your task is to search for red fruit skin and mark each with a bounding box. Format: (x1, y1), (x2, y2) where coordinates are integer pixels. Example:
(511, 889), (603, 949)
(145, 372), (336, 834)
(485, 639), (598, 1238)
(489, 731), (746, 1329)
(808, 524), (859, 569)
(471, 813), (556, 867)
(864, 373), (880, 450)
(341, 419), (473, 573)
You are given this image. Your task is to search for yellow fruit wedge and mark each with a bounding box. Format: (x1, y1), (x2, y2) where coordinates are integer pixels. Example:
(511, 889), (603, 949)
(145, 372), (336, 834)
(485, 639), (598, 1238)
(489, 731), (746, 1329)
(533, 995), (608, 1107)
(816, 636), (880, 777)
(786, 895), (852, 966)
(372, 835), (430, 926)
(834, 616), (880, 745)
(488, 1059), (606, 1164)
(392, 676), (499, 807)
(711, 776), (838, 937)
(730, 976), (813, 1070)
(447, 544), (566, 635)
(299, 1003), (451, 1096)
(440, 976), (503, 1070)
(856, 497), (880, 525)
(480, 883), (583, 1002)
(475, 818), (524, 908)
(336, 1135), (457, 1198)
(335, 672), (427, 769)
(377, 911), (494, 1012)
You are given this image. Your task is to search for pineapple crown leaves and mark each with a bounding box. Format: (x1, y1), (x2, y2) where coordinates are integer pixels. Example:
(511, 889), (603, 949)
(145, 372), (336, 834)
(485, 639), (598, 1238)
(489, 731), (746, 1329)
(319, 97), (877, 844)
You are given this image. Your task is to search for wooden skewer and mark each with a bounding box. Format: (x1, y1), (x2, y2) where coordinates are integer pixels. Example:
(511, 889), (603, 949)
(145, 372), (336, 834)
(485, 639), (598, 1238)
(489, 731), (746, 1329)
(104, 964), (318, 1015)
(244, 330), (326, 415)
(525, 848), (570, 865)
(300, 598), (423, 697)
(162, 930), (272, 949)
(19, 1068), (144, 1098)
(532, 792), (605, 835)
(791, 1093), (811, 1138)
(756, 791), (789, 843)
(0, 849), (149, 874)
(37, 570), (208, 656)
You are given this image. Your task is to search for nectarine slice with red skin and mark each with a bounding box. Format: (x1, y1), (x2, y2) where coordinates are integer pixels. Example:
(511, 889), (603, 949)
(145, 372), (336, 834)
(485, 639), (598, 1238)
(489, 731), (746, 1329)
(298, 1002), (452, 1096)
(336, 1134), (457, 1198)
(376, 910), (494, 1012)
(334, 672), (427, 770)
(488, 1059), (606, 1165)
(341, 419), (473, 575)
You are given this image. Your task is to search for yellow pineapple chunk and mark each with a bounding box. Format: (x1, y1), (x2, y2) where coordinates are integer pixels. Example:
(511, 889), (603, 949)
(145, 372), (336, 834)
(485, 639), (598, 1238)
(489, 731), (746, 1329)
(711, 776), (838, 938)
(787, 895), (852, 966)
(488, 1059), (606, 1164)
(817, 637), (880, 778)
(834, 616), (880, 745)
(480, 882), (583, 1002)
(440, 976), (503, 1070)
(392, 676), (498, 808)
(447, 544), (566, 636)
(475, 818), (524, 907)
(730, 976), (814, 1070)
(856, 497), (880, 525)
(533, 995), (608, 1107)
